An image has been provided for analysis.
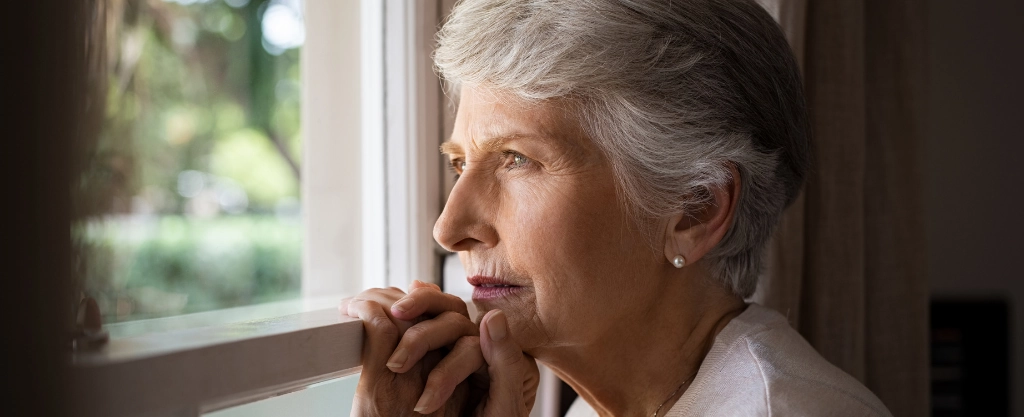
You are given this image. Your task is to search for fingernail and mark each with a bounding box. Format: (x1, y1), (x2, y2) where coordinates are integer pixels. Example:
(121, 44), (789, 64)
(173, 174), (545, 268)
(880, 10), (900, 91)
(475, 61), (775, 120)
(413, 389), (433, 413)
(487, 310), (507, 342)
(386, 348), (407, 369)
(392, 298), (413, 314)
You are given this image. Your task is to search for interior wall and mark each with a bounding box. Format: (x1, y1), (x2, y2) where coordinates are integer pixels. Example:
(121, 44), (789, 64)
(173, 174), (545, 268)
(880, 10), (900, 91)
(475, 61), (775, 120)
(3, 0), (77, 414)
(925, 0), (1024, 413)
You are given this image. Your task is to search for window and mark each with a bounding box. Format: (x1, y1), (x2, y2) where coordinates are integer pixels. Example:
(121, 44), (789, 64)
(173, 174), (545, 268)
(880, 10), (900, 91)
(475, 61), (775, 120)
(75, 0), (306, 324)
(72, 1), (563, 415)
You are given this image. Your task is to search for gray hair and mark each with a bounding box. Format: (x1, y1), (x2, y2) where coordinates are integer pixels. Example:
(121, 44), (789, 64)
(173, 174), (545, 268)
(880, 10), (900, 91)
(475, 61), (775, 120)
(435, 0), (809, 298)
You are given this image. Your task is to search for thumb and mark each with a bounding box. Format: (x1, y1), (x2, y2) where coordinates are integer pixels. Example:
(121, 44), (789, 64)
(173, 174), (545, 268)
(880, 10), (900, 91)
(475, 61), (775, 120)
(479, 309), (532, 416)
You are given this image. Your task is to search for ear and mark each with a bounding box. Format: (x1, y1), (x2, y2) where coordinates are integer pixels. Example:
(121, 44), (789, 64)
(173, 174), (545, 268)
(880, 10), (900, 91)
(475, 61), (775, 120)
(662, 164), (742, 268)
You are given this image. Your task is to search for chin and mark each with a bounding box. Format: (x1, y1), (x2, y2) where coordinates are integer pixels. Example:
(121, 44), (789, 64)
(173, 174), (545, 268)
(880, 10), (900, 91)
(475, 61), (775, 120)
(471, 300), (541, 347)
(471, 302), (487, 324)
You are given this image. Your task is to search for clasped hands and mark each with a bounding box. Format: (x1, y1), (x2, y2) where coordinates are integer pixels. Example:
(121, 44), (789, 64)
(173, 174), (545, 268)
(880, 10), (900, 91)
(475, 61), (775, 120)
(340, 280), (539, 416)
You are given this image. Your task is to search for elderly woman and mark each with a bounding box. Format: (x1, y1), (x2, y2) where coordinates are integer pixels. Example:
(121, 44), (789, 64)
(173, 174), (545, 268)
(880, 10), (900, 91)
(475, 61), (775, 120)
(342, 0), (892, 415)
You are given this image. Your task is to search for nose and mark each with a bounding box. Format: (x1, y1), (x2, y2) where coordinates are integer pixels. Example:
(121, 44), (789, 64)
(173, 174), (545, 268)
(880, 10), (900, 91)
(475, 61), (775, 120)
(433, 172), (499, 252)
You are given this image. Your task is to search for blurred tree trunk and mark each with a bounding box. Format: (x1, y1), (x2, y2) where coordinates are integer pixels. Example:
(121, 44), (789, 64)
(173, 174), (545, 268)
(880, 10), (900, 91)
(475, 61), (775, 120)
(245, 0), (301, 181)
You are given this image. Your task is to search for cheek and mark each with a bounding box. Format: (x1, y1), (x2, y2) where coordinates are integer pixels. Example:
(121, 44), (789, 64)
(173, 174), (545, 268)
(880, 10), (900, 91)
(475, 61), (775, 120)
(499, 178), (608, 275)
(496, 175), (647, 343)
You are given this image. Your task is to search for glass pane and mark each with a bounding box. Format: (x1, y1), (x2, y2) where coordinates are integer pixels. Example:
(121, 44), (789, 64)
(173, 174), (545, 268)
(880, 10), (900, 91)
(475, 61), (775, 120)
(75, 0), (305, 324)
(203, 374), (359, 417)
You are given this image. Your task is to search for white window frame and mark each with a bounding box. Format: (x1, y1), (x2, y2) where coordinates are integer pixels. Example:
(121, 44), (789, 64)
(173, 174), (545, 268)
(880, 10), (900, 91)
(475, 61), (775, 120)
(302, 0), (365, 298)
(387, 0), (445, 291)
(71, 1), (562, 415)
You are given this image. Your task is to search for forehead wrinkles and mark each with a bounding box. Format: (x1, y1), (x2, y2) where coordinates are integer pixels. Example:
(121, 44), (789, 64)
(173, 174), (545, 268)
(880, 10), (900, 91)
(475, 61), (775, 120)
(463, 97), (588, 158)
(466, 98), (535, 148)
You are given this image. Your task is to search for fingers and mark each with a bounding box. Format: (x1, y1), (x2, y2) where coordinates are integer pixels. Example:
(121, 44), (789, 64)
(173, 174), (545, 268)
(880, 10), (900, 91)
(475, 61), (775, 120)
(386, 311), (479, 373)
(412, 336), (485, 414)
(479, 309), (537, 416)
(338, 298), (354, 314)
(391, 286), (470, 321)
(339, 287), (405, 317)
(409, 279), (440, 291)
(345, 299), (400, 371)
(339, 287), (419, 334)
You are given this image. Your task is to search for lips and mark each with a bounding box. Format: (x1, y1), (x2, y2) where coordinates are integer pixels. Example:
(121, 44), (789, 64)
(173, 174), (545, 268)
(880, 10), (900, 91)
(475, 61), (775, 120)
(467, 275), (519, 287)
(468, 275), (527, 301)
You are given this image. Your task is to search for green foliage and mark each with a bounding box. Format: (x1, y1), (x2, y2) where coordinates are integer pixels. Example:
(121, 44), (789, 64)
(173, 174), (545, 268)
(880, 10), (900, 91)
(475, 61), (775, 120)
(75, 0), (307, 323)
(210, 128), (298, 206)
(88, 0), (302, 215)
(78, 216), (301, 323)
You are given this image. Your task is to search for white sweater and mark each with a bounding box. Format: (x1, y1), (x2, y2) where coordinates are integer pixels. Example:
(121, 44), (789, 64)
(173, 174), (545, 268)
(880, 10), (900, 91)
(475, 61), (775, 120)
(565, 304), (892, 416)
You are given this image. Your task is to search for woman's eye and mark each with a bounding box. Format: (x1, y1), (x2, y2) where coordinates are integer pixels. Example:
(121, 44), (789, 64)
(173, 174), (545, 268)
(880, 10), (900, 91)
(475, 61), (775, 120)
(450, 159), (466, 180)
(452, 159), (466, 173)
(504, 151), (530, 170)
(513, 154), (527, 166)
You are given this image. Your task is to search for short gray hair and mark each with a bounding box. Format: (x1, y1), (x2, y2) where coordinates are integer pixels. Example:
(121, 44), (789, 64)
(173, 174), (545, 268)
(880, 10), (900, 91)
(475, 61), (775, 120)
(435, 0), (809, 298)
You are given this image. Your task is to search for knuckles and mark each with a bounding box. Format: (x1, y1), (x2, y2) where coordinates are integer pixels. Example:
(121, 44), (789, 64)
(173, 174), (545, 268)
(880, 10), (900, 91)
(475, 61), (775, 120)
(401, 323), (429, 343)
(454, 335), (481, 350)
(409, 286), (436, 296)
(363, 287), (405, 300)
(426, 366), (453, 390)
(436, 310), (473, 329)
(367, 314), (399, 339)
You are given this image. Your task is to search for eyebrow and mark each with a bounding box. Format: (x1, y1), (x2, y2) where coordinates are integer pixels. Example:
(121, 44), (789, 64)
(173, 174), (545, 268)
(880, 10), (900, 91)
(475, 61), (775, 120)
(439, 141), (463, 156)
(439, 134), (535, 156)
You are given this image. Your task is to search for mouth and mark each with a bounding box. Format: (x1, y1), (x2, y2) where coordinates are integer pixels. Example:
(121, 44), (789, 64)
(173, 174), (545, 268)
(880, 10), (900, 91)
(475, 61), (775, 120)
(468, 275), (527, 301)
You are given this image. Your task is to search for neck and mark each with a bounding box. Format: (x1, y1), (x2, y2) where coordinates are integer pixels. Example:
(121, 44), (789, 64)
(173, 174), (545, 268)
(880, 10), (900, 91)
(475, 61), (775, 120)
(537, 270), (746, 417)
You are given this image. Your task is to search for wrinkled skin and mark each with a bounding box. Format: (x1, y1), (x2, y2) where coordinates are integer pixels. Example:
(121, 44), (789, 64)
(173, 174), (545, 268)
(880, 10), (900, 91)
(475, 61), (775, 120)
(342, 284), (471, 417)
(342, 281), (538, 416)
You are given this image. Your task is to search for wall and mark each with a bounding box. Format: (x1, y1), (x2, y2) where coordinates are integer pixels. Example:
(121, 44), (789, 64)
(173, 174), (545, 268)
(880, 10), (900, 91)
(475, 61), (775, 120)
(925, 0), (1024, 413)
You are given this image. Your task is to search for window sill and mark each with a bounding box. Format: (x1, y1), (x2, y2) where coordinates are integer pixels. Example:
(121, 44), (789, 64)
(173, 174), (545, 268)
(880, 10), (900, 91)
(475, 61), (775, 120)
(105, 295), (347, 339)
(73, 306), (363, 417)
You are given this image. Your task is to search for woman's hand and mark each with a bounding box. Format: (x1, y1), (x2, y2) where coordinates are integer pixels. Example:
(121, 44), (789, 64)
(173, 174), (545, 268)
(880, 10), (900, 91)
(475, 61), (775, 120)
(469, 309), (540, 416)
(399, 305), (540, 417)
(342, 282), (538, 416)
(392, 294), (540, 416)
(342, 281), (478, 416)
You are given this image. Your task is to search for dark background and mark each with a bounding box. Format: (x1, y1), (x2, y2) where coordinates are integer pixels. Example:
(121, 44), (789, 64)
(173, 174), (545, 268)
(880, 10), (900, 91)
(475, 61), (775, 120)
(2, 1), (76, 415)
(926, 0), (1024, 414)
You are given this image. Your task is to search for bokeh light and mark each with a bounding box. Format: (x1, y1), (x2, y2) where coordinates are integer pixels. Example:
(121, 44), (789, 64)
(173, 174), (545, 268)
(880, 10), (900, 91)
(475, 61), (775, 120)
(261, 0), (305, 55)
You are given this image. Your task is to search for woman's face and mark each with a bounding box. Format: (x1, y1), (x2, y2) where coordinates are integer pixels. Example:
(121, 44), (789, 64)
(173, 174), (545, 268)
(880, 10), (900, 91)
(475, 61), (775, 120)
(434, 86), (665, 355)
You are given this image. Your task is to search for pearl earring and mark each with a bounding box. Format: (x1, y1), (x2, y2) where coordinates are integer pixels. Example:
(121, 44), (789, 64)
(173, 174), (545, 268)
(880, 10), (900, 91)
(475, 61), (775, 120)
(672, 255), (686, 268)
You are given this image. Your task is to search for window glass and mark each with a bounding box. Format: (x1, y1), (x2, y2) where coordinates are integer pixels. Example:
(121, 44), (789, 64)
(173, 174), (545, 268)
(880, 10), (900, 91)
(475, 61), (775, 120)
(75, 0), (305, 323)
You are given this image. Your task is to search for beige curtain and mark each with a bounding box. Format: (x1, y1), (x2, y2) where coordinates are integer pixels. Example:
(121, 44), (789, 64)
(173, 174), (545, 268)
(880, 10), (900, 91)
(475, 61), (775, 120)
(752, 1), (929, 415)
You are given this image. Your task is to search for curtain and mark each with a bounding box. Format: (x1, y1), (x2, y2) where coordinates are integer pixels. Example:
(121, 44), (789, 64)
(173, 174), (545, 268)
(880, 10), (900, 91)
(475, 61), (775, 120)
(752, 1), (930, 415)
